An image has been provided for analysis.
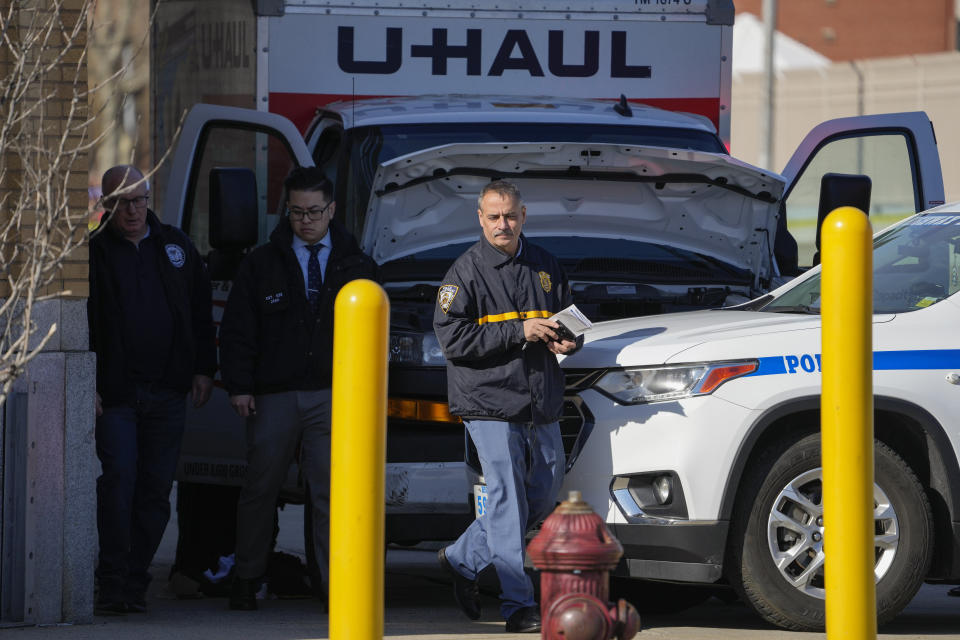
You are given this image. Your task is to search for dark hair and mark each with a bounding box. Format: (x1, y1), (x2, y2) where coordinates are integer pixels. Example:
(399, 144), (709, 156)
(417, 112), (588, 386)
(284, 167), (333, 201)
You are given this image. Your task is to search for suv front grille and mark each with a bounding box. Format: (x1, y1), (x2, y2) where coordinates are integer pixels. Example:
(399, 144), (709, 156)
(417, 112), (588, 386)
(559, 395), (594, 471)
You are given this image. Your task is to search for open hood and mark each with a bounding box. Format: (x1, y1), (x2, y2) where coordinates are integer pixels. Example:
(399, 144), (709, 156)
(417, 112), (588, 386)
(363, 142), (785, 281)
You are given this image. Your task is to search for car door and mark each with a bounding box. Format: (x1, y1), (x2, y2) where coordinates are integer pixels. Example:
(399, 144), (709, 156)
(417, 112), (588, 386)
(779, 111), (944, 269)
(161, 103), (312, 495)
(161, 103), (314, 256)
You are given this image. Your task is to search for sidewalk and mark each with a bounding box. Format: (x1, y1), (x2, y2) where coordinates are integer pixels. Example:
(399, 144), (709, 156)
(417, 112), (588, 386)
(6, 550), (522, 640)
(7, 501), (532, 640)
(7, 499), (960, 639)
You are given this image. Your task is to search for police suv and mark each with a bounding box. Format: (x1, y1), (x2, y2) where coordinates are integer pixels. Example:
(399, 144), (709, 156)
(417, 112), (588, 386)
(560, 203), (960, 630)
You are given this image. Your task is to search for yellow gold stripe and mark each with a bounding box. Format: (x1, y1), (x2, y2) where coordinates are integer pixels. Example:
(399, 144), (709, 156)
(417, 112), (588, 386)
(476, 310), (551, 325)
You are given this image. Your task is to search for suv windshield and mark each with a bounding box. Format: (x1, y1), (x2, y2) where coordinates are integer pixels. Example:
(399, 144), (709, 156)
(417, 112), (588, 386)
(761, 212), (960, 315)
(337, 122), (726, 238)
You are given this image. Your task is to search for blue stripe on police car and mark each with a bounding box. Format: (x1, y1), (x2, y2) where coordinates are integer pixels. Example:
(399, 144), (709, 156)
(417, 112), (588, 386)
(748, 349), (960, 376)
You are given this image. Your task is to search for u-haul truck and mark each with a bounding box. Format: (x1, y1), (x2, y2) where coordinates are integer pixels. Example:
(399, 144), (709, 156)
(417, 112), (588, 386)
(150, 0), (945, 588)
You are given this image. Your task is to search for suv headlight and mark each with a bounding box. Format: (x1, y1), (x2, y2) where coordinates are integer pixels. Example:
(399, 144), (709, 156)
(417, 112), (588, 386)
(389, 331), (446, 366)
(594, 361), (757, 404)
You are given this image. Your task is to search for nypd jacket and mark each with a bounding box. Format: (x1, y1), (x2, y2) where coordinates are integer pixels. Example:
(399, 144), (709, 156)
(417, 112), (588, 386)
(89, 210), (217, 406)
(219, 217), (377, 395)
(433, 234), (580, 424)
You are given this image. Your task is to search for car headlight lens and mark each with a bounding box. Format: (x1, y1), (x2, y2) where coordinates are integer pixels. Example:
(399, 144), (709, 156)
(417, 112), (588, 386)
(594, 361), (757, 404)
(389, 331), (446, 366)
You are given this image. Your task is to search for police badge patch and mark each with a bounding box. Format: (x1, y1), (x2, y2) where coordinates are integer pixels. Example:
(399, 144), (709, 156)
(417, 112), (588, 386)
(438, 284), (459, 314)
(165, 244), (186, 268)
(539, 271), (552, 293)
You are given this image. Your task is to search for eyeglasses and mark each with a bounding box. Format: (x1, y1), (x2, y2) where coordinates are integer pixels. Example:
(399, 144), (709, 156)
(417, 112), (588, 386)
(104, 195), (149, 210)
(287, 201), (333, 221)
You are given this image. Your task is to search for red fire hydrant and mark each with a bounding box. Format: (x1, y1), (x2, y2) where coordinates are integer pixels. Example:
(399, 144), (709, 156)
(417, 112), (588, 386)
(528, 490), (640, 640)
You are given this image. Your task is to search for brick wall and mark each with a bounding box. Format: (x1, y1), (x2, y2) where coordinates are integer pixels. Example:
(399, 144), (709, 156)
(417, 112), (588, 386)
(736, 0), (955, 61)
(0, 0), (90, 300)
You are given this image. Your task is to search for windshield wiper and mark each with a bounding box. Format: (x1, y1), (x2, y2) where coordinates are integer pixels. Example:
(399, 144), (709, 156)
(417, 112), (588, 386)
(764, 304), (820, 315)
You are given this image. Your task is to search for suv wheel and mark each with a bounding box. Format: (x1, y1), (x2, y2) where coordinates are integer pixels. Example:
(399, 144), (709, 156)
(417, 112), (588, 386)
(728, 433), (932, 631)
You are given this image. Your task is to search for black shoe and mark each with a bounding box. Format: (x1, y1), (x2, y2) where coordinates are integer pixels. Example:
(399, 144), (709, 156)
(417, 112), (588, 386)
(94, 598), (127, 616)
(505, 606), (541, 633)
(437, 547), (481, 620)
(949, 586), (960, 597)
(228, 577), (259, 611)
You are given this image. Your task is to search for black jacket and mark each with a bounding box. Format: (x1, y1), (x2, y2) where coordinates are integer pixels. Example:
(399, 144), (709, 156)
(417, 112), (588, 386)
(219, 217), (378, 395)
(433, 234), (578, 424)
(88, 210), (217, 405)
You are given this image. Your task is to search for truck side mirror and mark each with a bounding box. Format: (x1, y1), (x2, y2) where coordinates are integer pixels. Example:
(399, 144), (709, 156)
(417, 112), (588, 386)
(813, 173), (872, 266)
(208, 167), (258, 280)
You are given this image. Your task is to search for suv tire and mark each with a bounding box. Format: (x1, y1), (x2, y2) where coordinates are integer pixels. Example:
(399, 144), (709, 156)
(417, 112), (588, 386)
(728, 432), (932, 631)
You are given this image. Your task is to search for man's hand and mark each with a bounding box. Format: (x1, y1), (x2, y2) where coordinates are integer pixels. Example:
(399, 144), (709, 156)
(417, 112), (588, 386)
(230, 394), (256, 418)
(95, 392), (103, 417)
(523, 318), (560, 343)
(547, 338), (578, 355)
(192, 374), (214, 408)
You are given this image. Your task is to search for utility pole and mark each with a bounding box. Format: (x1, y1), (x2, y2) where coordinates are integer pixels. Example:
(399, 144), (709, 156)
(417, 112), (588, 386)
(759, 0), (778, 170)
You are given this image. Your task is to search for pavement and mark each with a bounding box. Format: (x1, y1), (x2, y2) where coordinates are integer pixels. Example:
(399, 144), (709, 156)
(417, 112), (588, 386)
(6, 495), (960, 639)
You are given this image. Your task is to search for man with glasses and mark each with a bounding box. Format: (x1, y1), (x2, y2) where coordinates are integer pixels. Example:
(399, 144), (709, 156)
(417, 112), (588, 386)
(219, 166), (377, 611)
(88, 165), (216, 615)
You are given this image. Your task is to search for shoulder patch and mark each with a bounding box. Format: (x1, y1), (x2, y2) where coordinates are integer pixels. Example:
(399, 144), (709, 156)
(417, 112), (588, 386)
(165, 243), (186, 268)
(438, 284), (459, 314)
(538, 271), (552, 293)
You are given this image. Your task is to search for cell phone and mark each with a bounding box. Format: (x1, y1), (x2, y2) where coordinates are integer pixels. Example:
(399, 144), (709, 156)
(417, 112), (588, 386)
(553, 320), (577, 342)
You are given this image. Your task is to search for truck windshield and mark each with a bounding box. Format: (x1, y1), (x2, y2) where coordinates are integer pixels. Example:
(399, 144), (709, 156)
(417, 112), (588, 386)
(337, 122), (726, 239)
(760, 212), (960, 315)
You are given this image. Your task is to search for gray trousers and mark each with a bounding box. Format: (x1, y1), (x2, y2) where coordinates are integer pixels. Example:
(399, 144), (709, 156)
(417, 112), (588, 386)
(235, 389), (331, 585)
(446, 420), (565, 619)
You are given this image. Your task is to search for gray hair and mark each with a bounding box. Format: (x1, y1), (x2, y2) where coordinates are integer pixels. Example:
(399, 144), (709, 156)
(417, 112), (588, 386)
(478, 179), (522, 209)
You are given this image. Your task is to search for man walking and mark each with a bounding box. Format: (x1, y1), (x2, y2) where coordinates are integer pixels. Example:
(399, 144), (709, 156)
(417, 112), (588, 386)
(219, 167), (377, 611)
(89, 165), (216, 614)
(433, 180), (580, 633)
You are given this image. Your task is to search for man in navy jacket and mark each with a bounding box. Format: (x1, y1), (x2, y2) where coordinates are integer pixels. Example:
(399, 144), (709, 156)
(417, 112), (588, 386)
(219, 167), (377, 611)
(433, 180), (580, 633)
(88, 165), (216, 615)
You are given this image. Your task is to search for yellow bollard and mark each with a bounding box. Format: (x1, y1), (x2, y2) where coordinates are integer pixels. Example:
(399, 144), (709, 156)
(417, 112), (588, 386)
(820, 206), (876, 640)
(329, 279), (390, 640)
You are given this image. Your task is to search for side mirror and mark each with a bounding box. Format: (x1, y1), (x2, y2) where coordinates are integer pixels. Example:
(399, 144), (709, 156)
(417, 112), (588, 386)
(813, 173), (872, 266)
(208, 167), (258, 280)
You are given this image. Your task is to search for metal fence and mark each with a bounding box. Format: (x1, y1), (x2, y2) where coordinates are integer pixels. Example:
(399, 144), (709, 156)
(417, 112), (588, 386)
(731, 51), (960, 202)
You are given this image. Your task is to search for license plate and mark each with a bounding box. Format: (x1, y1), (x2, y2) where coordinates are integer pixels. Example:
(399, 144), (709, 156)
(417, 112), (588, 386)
(473, 484), (488, 519)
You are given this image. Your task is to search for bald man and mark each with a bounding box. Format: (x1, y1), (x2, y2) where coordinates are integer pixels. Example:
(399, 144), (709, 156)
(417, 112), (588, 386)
(88, 165), (216, 615)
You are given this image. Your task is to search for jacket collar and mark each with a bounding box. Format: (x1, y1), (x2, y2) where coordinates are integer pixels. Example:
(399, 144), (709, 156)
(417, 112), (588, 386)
(478, 233), (526, 268)
(101, 208), (164, 246)
(270, 216), (364, 260)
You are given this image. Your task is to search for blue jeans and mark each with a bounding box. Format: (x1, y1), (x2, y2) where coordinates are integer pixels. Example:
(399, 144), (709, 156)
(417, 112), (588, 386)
(95, 383), (186, 601)
(445, 420), (565, 619)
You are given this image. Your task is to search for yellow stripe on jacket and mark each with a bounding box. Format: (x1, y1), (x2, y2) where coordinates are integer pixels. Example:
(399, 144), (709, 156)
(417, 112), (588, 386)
(476, 310), (551, 325)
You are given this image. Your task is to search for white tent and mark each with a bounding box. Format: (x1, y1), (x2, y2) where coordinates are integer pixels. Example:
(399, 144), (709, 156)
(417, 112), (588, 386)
(732, 12), (831, 77)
